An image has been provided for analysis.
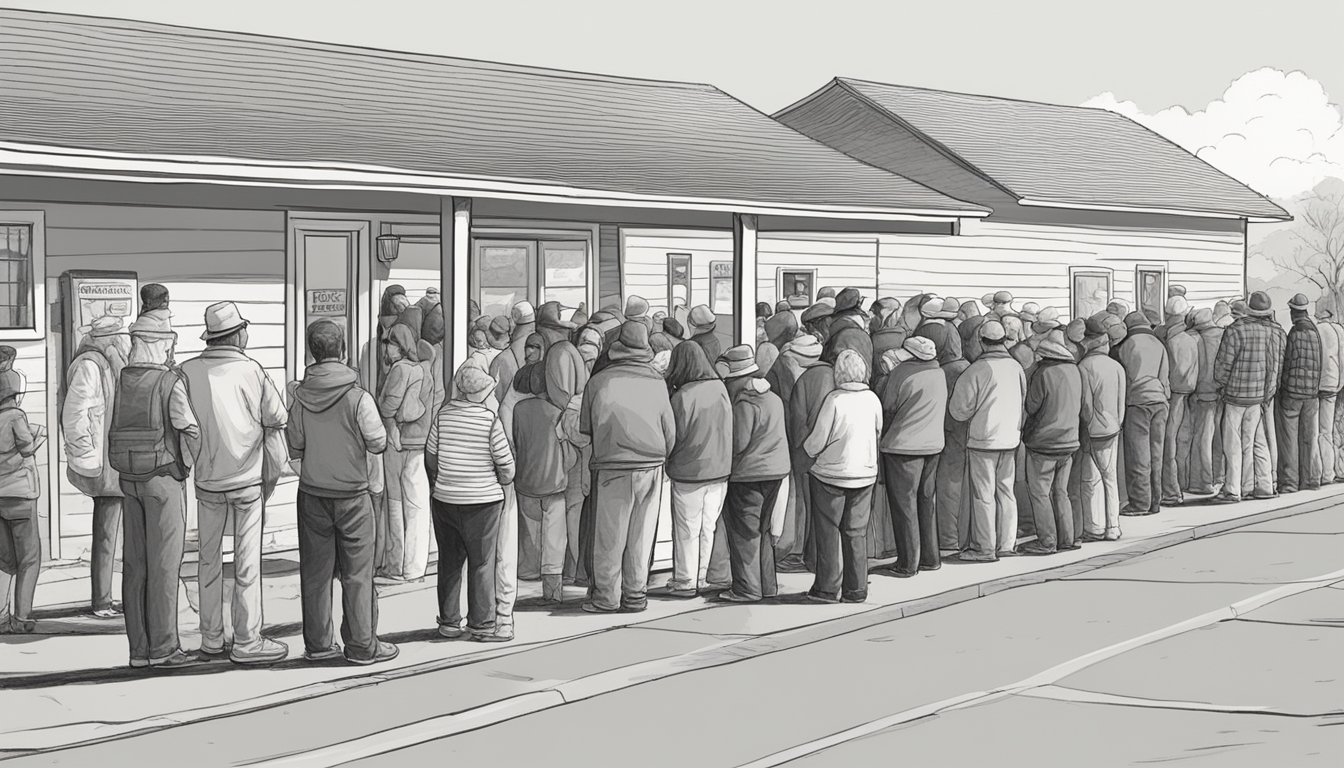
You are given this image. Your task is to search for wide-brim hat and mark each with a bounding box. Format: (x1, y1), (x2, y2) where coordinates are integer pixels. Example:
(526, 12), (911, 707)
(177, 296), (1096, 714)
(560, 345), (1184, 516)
(200, 301), (250, 341)
(718, 345), (759, 378)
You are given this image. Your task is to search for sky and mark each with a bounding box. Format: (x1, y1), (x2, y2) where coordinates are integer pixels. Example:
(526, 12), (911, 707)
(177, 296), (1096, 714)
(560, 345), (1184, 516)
(5, 0), (1344, 198)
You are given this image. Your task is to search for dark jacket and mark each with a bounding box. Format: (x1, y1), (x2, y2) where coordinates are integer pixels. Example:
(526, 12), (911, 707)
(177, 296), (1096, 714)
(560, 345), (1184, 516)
(915, 320), (962, 365)
(1114, 327), (1171, 406)
(870, 328), (908, 387)
(1282, 316), (1323, 399)
(580, 352), (675, 471)
(287, 362), (387, 498)
(1194, 325), (1224, 401)
(727, 377), (790, 482)
(879, 359), (946, 455)
(512, 396), (568, 497)
(667, 379), (733, 483)
(690, 330), (723, 368)
(544, 340), (589, 412)
(788, 363), (834, 453)
(1023, 358), (1083, 454)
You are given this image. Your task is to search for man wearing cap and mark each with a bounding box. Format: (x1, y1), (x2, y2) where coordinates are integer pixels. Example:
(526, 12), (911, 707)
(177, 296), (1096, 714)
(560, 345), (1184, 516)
(579, 322), (675, 613)
(831, 288), (868, 329)
(1168, 285), (1187, 299)
(1187, 308), (1224, 495)
(1018, 330), (1082, 554)
(800, 302), (835, 346)
(949, 320), (1026, 561)
(686, 305), (723, 365)
(878, 336), (945, 576)
(1276, 294), (1323, 493)
(1161, 302), (1199, 505)
(1211, 291), (1280, 503)
(1156, 295), (1190, 343)
(1114, 312), (1171, 516)
(62, 314), (132, 619)
(1077, 315), (1127, 541)
(139, 283), (170, 316)
(988, 291), (1025, 344)
(111, 311), (201, 668)
(767, 334), (823, 570)
(181, 302), (290, 664)
(914, 296), (964, 364)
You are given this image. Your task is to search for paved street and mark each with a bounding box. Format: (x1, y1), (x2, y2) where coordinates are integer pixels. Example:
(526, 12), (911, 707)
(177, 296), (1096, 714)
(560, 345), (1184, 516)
(4, 498), (1340, 767)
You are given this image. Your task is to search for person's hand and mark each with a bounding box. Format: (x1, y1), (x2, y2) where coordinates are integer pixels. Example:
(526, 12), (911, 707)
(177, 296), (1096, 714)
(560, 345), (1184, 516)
(387, 427), (402, 452)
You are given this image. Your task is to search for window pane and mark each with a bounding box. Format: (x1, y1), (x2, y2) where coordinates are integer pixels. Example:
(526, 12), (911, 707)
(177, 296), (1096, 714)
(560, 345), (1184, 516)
(479, 247), (529, 287)
(0, 224), (32, 330)
(480, 286), (527, 319)
(1073, 273), (1110, 319)
(544, 285), (586, 310)
(543, 244), (586, 288)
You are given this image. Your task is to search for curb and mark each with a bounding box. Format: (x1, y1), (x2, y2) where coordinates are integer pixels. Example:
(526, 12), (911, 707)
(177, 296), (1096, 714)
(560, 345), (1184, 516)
(5, 491), (1340, 757)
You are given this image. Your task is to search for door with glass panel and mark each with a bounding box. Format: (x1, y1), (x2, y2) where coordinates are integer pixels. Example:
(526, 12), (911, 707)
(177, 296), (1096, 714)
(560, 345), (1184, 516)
(288, 219), (370, 385)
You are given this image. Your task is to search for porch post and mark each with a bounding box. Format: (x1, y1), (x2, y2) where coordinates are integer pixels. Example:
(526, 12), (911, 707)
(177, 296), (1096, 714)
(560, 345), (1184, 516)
(732, 212), (759, 345)
(440, 196), (473, 383)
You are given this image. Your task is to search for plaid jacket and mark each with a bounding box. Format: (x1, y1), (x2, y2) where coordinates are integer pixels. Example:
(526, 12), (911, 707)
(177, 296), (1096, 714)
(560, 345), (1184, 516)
(1213, 317), (1280, 405)
(1281, 316), (1322, 398)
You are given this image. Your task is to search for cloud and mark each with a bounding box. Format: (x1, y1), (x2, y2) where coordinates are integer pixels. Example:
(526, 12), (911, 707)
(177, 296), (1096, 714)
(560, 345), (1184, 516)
(1083, 68), (1344, 200)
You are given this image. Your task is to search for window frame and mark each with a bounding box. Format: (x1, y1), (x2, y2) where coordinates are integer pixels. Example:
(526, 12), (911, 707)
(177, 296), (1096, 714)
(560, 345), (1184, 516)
(1069, 265), (1113, 322)
(0, 211), (45, 341)
(777, 267), (817, 305)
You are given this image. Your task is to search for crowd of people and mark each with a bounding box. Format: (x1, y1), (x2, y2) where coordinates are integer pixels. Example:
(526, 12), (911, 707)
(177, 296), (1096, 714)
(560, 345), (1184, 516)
(1, 278), (1337, 670)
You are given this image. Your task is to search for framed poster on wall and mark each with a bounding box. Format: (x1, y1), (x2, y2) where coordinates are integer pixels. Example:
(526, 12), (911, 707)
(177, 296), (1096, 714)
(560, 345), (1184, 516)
(709, 260), (734, 316)
(1136, 264), (1167, 322)
(1069, 266), (1112, 321)
(667, 253), (691, 315)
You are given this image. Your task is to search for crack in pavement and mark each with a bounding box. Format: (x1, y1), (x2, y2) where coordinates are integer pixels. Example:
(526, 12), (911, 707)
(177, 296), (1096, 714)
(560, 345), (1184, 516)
(1017, 684), (1342, 718)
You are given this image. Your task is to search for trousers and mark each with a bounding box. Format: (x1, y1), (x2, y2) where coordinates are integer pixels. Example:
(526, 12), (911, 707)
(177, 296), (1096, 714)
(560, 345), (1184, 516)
(1315, 393), (1337, 486)
(1275, 394), (1319, 492)
(1079, 435), (1121, 538)
(882, 453), (940, 574)
(809, 478), (872, 600)
(1025, 450), (1074, 550)
(519, 492), (567, 578)
(668, 479), (727, 591)
(384, 449), (430, 580)
(937, 422), (969, 551)
(296, 491), (380, 659)
(1122, 402), (1168, 515)
(722, 479), (781, 601)
(431, 498), (500, 632)
(1222, 402), (1274, 498)
(120, 476), (186, 662)
(0, 499), (40, 620)
(1188, 397), (1221, 493)
(196, 484), (266, 653)
(1162, 393), (1191, 502)
(965, 448), (1018, 558)
(590, 468), (663, 611)
(91, 496), (122, 611)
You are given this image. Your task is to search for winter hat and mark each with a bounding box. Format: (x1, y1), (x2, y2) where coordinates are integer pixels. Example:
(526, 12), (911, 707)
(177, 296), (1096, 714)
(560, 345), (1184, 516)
(1066, 317), (1087, 343)
(1230, 299), (1248, 318)
(834, 288), (865, 314)
(1248, 291), (1274, 317)
(775, 300), (793, 314)
(468, 328), (489, 350)
(818, 296), (837, 308)
(1084, 313), (1110, 338)
(817, 287), (837, 300)
(765, 311), (799, 347)
(1165, 296), (1190, 316)
(993, 290), (1014, 307)
(1019, 302), (1041, 324)
(1169, 284), (1187, 298)
(1289, 293), (1311, 311)
(615, 320), (651, 350)
(801, 302), (834, 324)
(688, 305), (716, 329)
(422, 305), (445, 345)
(979, 320), (1006, 342)
(511, 301), (536, 325)
(785, 334), (823, 360)
(919, 297), (943, 319)
(487, 316), (512, 349)
(472, 315), (493, 334)
(1106, 299), (1130, 317)
(1192, 308), (1215, 328)
(662, 317), (685, 339)
(1104, 314), (1128, 344)
(903, 336), (937, 361)
(454, 364), (494, 397)
(938, 297), (961, 320)
(624, 295), (650, 320)
(1036, 330), (1074, 362)
(718, 345), (759, 378)
(981, 293), (996, 309)
(755, 302), (773, 319)
(959, 300), (984, 320)
(1032, 307), (1061, 334)
(537, 301), (576, 330)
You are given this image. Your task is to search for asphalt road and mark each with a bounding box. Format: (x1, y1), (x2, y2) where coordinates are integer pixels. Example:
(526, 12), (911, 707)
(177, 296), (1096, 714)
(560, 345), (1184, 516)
(10, 504), (1343, 767)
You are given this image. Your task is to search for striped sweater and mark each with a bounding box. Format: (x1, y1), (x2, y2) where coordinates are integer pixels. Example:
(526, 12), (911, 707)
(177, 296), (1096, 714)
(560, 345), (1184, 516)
(426, 399), (516, 505)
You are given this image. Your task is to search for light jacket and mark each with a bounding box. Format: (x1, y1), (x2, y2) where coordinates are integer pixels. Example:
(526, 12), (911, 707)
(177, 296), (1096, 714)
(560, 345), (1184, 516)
(1078, 349), (1127, 439)
(948, 348), (1026, 451)
(62, 345), (123, 497)
(805, 382), (882, 487)
(1114, 327), (1171, 406)
(1318, 320), (1342, 393)
(667, 379), (733, 483)
(287, 362), (387, 498)
(0, 404), (41, 499)
(180, 347), (287, 492)
(580, 351), (675, 471)
(730, 377), (791, 483)
(377, 358), (431, 450)
(879, 359), (946, 455)
(1166, 328), (1200, 396)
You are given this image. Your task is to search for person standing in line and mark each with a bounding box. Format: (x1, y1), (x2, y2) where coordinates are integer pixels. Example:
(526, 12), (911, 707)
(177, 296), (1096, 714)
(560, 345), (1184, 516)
(804, 349), (881, 602)
(1313, 307), (1341, 487)
(1018, 331), (1082, 555)
(914, 296), (963, 363)
(1162, 302), (1200, 505)
(61, 315), (129, 619)
(288, 321), (395, 664)
(1115, 312), (1171, 517)
(878, 337), (945, 577)
(771, 334), (824, 572)
(937, 321), (973, 555)
(714, 346), (790, 603)
(658, 342), (733, 598)
(1186, 308), (1224, 495)
(1155, 295), (1189, 343)
(109, 312), (200, 668)
(624, 295), (653, 333)
(949, 320), (1026, 562)
(1211, 292), (1279, 503)
(426, 365), (516, 642)
(1261, 302), (1289, 493)
(686, 305), (723, 364)
(0, 370), (44, 633)
(376, 324), (430, 582)
(1276, 293), (1323, 493)
(1077, 316), (1127, 541)
(800, 302), (835, 346)
(1327, 312), (1344, 484)
(757, 308), (798, 377)
(512, 365), (569, 604)
(958, 300), (987, 363)
(180, 302), (289, 664)
(870, 301), (909, 387)
(579, 322), (675, 613)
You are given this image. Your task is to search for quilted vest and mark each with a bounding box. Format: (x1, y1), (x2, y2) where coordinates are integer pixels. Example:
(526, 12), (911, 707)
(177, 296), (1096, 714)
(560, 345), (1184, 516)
(108, 366), (188, 481)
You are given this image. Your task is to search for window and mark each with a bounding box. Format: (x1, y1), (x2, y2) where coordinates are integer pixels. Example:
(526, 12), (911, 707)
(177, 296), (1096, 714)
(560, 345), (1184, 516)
(779, 268), (816, 306)
(1070, 267), (1113, 321)
(476, 241), (535, 319)
(0, 224), (33, 330)
(541, 241), (587, 310)
(667, 254), (691, 314)
(709, 261), (734, 316)
(1135, 264), (1168, 322)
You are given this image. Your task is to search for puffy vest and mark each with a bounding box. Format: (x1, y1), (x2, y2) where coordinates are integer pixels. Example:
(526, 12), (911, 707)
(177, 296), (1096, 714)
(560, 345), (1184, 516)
(108, 366), (189, 481)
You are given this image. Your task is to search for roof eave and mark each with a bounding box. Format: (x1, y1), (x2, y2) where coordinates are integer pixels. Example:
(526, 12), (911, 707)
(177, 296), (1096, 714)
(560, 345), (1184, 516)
(1017, 197), (1291, 223)
(0, 141), (991, 222)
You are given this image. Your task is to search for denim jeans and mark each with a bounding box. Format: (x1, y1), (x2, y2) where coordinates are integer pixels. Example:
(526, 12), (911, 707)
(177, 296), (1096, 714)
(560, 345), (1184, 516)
(1079, 435), (1120, 538)
(1222, 402), (1274, 498)
(722, 479), (781, 600)
(519, 492), (568, 578)
(882, 453), (940, 574)
(590, 468), (663, 611)
(1025, 451), (1074, 550)
(965, 448), (1018, 558)
(1123, 402), (1168, 514)
(1275, 394), (1319, 492)
(1162, 393), (1191, 501)
(120, 476), (186, 662)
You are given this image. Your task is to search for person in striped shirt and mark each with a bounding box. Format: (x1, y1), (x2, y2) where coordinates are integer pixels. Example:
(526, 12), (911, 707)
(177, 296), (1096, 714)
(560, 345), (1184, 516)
(425, 364), (516, 642)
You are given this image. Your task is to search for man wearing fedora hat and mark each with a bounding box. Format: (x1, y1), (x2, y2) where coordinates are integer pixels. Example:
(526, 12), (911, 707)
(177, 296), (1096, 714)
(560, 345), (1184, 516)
(62, 314), (132, 619)
(111, 311), (201, 668)
(180, 301), (289, 664)
(1276, 293), (1323, 493)
(1211, 291), (1281, 503)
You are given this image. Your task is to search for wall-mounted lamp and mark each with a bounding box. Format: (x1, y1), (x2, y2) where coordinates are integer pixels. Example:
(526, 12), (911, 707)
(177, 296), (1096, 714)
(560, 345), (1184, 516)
(376, 234), (401, 264)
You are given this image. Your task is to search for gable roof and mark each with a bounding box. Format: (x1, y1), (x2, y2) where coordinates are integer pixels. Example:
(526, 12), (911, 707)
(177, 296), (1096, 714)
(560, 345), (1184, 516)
(778, 78), (1290, 222)
(0, 10), (986, 219)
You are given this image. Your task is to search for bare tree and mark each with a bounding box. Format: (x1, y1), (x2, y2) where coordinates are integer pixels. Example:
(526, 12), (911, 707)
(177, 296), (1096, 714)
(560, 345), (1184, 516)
(1261, 179), (1344, 313)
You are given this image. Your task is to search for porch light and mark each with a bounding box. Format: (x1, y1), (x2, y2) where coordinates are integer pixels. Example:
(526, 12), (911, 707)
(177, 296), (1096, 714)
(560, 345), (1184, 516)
(376, 234), (401, 264)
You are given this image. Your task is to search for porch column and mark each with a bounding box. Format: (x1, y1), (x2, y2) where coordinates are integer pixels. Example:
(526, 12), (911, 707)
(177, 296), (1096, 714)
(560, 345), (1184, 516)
(732, 213), (759, 345)
(440, 196), (473, 382)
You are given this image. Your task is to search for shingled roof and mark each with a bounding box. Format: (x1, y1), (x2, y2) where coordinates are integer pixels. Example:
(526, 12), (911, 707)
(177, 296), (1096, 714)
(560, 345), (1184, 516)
(0, 10), (985, 219)
(777, 78), (1289, 221)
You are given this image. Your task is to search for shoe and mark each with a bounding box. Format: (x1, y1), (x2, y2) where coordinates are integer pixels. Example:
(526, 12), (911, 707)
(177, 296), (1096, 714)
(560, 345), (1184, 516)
(231, 638), (289, 665)
(90, 607), (121, 620)
(581, 601), (619, 614)
(652, 585), (698, 599)
(997, 549), (1021, 558)
(1104, 531), (1122, 542)
(958, 551), (998, 563)
(1119, 508), (1155, 517)
(472, 628), (513, 643)
(805, 591), (840, 604)
(775, 556), (810, 573)
(197, 643), (232, 660)
(1209, 493), (1241, 505)
(1015, 543), (1057, 556)
(841, 593), (867, 604)
(877, 566), (916, 578)
(541, 574), (565, 604)
(129, 657), (150, 669)
(304, 644), (343, 661)
(702, 581), (732, 592)
(1160, 497), (1183, 507)
(1077, 532), (1107, 543)
(346, 641), (399, 666)
(437, 623), (466, 639)
(711, 590), (759, 603)
(7, 616), (35, 634)
(1059, 542), (1083, 551)
(149, 649), (200, 669)
(1185, 486), (1216, 495)
(619, 602), (648, 613)
(918, 562), (942, 572)
(1305, 483), (1321, 491)
(1251, 490), (1279, 500)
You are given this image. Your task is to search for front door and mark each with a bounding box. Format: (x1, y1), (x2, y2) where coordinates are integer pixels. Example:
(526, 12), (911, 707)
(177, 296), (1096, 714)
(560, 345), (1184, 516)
(287, 218), (371, 386)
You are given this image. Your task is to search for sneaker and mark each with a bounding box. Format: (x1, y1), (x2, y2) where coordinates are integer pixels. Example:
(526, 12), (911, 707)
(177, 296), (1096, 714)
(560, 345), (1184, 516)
(958, 551), (998, 563)
(581, 601), (619, 614)
(1104, 530), (1122, 542)
(1078, 532), (1107, 543)
(805, 591), (840, 604)
(304, 644), (343, 661)
(197, 643), (233, 660)
(1209, 492), (1241, 505)
(346, 641), (399, 666)
(90, 607), (121, 620)
(711, 590), (759, 603)
(149, 649), (200, 669)
(1016, 542), (1057, 556)
(472, 628), (513, 643)
(129, 657), (150, 669)
(231, 638), (289, 665)
(437, 623), (466, 639)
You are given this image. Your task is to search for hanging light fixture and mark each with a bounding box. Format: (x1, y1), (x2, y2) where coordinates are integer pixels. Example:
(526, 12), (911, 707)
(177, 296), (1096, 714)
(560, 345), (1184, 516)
(376, 234), (401, 264)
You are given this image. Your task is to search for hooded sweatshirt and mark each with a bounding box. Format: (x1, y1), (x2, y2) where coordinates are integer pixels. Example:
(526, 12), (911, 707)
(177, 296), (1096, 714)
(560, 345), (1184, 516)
(728, 376), (791, 482)
(287, 362), (387, 498)
(544, 340), (589, 412)
(580, 349), (675, 471)
(378, 327), (432, 450)
(1114, 325), (1171, 406)
(668, 379), (733, 483)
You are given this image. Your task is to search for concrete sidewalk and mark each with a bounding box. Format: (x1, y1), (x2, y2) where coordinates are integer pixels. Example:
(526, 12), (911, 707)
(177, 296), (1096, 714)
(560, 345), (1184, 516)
(2, 486), (1341, 756)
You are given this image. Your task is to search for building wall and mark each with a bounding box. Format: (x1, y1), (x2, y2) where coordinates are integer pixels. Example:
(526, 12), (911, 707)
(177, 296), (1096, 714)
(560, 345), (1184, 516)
(0, 201), (290, 559)
(879, 217), (1246, 318)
